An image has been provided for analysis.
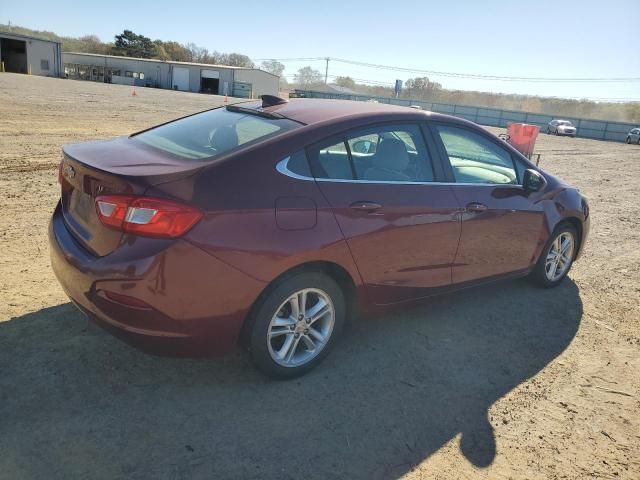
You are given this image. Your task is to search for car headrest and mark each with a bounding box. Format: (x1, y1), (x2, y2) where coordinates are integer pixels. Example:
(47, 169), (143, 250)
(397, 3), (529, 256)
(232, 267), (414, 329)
(210, 125), (239, 152)
(373, 138), (409, 170)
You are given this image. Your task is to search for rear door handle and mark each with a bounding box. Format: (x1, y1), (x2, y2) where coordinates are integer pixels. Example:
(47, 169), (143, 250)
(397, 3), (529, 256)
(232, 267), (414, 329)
(466, 202), (488, 212)
(350, 201), (383, 212)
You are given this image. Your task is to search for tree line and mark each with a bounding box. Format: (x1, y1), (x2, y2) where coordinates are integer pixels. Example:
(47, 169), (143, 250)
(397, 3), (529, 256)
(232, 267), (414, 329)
(0, 24), (255, 68)
(1, 23), (637, 123)
(289, 66), (640, 123)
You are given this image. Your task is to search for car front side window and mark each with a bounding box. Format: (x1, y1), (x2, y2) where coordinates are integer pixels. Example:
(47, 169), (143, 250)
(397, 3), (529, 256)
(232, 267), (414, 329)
(435, 125), (518, 185)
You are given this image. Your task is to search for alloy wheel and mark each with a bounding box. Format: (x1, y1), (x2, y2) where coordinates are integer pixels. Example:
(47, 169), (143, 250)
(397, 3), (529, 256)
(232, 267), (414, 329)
(545, 232), (574, 282)
(267, 288), (335, 367)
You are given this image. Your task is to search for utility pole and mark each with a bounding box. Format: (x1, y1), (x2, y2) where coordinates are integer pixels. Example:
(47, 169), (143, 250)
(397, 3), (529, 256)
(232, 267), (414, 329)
(324, 57), (330, 85)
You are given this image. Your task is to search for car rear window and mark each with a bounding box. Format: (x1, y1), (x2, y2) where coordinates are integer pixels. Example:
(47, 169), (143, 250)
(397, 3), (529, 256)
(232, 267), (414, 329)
(134, 107), (299, 160)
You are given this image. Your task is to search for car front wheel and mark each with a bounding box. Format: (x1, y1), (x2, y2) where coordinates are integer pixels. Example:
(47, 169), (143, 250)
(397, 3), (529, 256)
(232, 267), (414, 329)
(530, 224), (577, 287)
(627, 136), (631, 144)
(247, 272), (345, 379)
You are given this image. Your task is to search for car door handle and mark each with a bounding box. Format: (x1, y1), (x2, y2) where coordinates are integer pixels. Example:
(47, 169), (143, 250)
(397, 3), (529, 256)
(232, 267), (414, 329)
(350, 201), (383, 212)
(466, 202), (488, 212)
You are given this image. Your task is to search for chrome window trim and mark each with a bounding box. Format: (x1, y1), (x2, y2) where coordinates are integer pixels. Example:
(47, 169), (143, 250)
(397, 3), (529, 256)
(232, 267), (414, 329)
(275, 157), (522, 188)
(275, 157), (314, 181)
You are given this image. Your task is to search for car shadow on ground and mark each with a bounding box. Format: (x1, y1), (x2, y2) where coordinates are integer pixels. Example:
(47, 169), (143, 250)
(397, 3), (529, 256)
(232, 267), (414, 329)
(0, 278), (582, 480)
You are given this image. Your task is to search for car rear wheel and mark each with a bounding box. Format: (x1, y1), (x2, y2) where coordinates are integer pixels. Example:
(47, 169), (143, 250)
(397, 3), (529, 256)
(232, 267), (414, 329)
(247, 272), (345, 379)
(530, 224), (577, 288)
(627, 137), (631, 144)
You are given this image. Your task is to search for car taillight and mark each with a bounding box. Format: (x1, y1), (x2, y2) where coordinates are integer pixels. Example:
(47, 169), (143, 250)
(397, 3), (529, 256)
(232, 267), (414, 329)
(95, 195), (203, 238)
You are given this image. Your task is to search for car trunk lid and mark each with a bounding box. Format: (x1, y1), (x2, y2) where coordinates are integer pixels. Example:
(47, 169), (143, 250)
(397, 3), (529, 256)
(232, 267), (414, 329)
(60, 136), (202, 257)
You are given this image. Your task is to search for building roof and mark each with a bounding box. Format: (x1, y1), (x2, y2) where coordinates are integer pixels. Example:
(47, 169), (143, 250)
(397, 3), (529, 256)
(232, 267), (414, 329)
(0, 31), (61, 45)
(63, 52), (278, 77)
(324, 84), (357, 95)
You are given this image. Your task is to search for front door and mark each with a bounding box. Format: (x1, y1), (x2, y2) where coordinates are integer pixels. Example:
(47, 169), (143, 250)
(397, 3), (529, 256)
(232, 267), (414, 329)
(431, 123), (545, 283)
(308, 123), (461, 305)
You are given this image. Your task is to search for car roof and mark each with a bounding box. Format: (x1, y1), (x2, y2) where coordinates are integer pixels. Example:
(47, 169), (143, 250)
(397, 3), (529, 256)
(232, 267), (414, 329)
(236, 98), (454, 126)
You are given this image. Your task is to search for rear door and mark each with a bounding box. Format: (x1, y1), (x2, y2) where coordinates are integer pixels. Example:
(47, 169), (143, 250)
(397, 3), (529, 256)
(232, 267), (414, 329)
(430, 123), (545, 283)
(308, 123), (461, 305)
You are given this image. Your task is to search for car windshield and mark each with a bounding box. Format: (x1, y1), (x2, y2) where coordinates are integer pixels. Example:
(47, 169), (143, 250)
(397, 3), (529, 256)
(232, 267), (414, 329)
(558, 121), (573, 126)
(134, 107), (299, 160)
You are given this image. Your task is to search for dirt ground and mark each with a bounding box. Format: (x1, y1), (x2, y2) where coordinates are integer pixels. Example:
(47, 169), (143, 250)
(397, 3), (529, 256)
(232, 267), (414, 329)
(1, 73), (638, 480)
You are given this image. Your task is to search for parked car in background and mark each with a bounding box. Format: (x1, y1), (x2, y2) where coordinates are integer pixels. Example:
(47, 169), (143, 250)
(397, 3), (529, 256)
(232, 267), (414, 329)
(626, 128), (640, 144)
(49, 97), (590, 378)
(547, 119), (577, 137)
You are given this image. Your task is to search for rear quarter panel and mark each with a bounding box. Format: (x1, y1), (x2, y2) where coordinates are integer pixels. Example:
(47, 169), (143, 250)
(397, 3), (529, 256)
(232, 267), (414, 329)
(146, 137), (366, 311)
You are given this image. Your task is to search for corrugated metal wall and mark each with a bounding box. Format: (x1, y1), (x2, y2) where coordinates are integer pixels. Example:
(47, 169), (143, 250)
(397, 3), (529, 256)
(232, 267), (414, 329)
(295, 89), (638, 142)
(62, 53), (279, 97)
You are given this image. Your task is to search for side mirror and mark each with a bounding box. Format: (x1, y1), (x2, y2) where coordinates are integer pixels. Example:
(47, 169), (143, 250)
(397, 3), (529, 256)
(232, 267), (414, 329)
(523, 169), (546, 193)
(352, 140), (375, 154)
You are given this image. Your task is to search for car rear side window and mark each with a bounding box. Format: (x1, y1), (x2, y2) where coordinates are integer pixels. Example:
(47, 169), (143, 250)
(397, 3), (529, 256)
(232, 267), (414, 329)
(286, 150), (312, 177)
(134, 107), (299, 160)
(309, 124), (434, 183)
(311, 139), (355, 180)
(435, 125), (518, 185)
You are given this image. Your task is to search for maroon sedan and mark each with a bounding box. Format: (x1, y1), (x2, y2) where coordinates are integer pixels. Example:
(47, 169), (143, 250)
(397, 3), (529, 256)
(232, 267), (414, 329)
(50, 97), (589, 378)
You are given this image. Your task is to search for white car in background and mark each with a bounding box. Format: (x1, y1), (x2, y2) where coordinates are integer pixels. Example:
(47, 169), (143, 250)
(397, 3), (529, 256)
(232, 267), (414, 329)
(547, 119), (577, 137)
(626, 128), (640, 144)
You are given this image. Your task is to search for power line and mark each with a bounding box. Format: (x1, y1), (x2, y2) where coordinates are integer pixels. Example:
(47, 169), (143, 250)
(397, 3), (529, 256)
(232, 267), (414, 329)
(283, 75), (640, 101)
(332, 57), (640, 83)
(261, 56), (640, 83)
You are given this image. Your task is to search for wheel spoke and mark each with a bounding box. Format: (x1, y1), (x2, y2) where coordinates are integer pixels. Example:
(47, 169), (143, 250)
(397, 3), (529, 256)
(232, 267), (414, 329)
(547, 261), (558, 279)
(284, 336), (301, 363)
(269, 327), (290, 338)
(298, 291), (307, 315)
(276, 333), (295, 360)
(289, 295), (300, 319)
(301, 334), (316, 351)
(272, 316), (295, 327)
(306, 298), (330, 324)
(308, 327), (326, 344)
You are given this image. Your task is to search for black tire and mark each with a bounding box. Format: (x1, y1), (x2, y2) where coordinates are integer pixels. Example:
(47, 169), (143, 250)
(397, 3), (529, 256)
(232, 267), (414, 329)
(627, 137), (631, 144)
(529, 223), (578, 288)
(546, 128), (551, 134)
(247, 272), (345, 379)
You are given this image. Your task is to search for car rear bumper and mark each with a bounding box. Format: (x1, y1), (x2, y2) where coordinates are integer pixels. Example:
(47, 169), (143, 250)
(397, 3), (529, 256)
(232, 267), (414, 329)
(49, 202), (265, 357)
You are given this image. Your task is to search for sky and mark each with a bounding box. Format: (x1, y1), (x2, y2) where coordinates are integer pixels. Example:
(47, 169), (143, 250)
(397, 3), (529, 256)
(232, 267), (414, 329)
(2, 0), (639, 101)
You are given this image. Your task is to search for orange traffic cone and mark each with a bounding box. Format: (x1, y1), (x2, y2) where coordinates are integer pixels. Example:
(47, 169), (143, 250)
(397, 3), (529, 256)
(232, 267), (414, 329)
(224, 95), (228, 103)
(131, 85), (137, 97)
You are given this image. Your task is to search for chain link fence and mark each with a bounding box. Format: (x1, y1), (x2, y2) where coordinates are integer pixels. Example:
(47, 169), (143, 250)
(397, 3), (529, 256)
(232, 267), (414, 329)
(294, 89), (637, 142)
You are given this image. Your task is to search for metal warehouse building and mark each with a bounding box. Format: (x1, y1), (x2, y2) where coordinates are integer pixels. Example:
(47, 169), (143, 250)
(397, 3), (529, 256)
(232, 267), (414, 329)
(0, 32), (63, 77)
(63, 52), (279, 98)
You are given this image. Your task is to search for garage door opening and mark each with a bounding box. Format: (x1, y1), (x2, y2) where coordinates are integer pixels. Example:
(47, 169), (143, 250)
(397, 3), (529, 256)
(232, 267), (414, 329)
(200, 70), (220, 95)
(201, 77), (219, 94)
(1, 38), (27, 74)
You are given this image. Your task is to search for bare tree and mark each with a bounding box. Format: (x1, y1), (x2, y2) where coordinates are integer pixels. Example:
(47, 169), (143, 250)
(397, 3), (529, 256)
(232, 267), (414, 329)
(334, 76), (356, 89)
(260, 59), (285, 77)
(295, 66), (323, 88)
